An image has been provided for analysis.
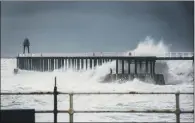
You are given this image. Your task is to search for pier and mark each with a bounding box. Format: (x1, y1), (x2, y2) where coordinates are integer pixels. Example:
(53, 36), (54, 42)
(16, 52), (194, 85)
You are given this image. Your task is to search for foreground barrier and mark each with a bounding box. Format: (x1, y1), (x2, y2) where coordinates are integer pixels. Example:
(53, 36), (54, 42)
(0, 77), (194, 123)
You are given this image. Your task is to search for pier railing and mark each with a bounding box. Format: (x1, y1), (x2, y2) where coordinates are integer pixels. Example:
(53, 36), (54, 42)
(1, 77), (194, 123)
(17, 52), (194, 57)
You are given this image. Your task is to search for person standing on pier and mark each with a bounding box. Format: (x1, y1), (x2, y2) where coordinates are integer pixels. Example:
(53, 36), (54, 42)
(23, 37), (30, 54)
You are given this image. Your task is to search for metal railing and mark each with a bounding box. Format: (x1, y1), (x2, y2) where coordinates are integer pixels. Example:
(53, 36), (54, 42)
(164, 52), (194, 57)
(1, 77), (194, 123)
(17, 52), (194, 57)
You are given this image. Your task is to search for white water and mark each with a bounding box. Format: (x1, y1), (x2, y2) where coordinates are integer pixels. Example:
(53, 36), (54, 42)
(1, 37), (194, 122)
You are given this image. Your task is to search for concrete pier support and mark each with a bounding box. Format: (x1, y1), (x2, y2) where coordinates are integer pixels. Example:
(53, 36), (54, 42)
(64, 59), (67, 70)
(153, 61), (155, 75)
(150, 61), (153, 76)
(48, 59), (51, 71)
(51, 59), (54, 71)
(54, 59), (56, 70)
(90, 59), (92, 69)
(128, 60), (131, 74)
(81, 59), (84, 70)
(61, 58), (64, 70)
(146, 60), (148, 73)
(39, 58), (43, 71)
(135, 60), (137, 75)
(139, 61), (142, 73)
(44, 58), (48, 71)
(86, 59), (88, 70)
(94, 59), (97, 68)
(116, 59), (118, 74)
(74, 59), (76, 70)
(77, 58), (80, 70)
(68, 59), (71, 69)
(122, 59), (124, 74)
(72, 59), (74, 70)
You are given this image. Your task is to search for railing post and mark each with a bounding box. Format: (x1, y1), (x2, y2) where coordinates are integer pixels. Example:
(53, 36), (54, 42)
(69, 93), (74, 123)
(175, 92), (180, 123)
(54, 77), (58, 123)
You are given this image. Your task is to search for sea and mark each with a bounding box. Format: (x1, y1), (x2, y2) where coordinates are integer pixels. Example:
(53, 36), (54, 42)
(1, 37), (194, 122)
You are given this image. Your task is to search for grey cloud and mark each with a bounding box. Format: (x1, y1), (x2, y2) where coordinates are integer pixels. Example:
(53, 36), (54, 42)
(1, 1), (194, 57)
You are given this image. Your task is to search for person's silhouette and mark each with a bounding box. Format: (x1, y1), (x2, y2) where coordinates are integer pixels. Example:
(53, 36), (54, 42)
(23, 38), (30, 53)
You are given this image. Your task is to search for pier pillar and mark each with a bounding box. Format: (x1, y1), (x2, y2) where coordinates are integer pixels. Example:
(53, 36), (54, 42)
(122, 59), (124, 74)
(74, 59), (76, 70)
(77, 58), (80, 70)
(54, 59), (56, 70)
(64, 59), (67, 70)
(153, 61), (155, 74)
(128, 60), (131, 74)
(68, 58), (71, 69)
(94, 58), (97, 68)
(51, 59), (54, 71)
(81, 59), (84, 70)
(102, 59), (105, 63)
(71, 58), (74, 69)
(24, 58), (27, 70)
(150, 60), (153, 76)
(41, 59), (44, 71)
(39, 58), (43, 71)
(43, 58), (48, 71)
(90, 58), (92, 69)
(135, 60), (137, 75)
(19, 58), (23, 70)
(86, 59), (88, 70)
(116, 59), (118, 74)
(97, 59), (100, 66)
(28, 58), (31, 70)
(48, 59), (51, 71)
(22, 58), (25, 70)
(146, 60), (148, 73)
(21, 58), (25, 70)
(32, 58), (37, 71)
(17, 57), (19, 69)
(47, 59), (50, 71)
(27, 58), (31, 70)
(99, 59), (102, 66)
(37, 58), (41, 71)
(57, 58), (61, 69)
(139, 61), (142, 73)
(27, 58), (30, 70)
(100, 58), (102, 65)
(30, 58), (33, 71)
(61, 58), (64, 70)
(48, 59), (50, 71)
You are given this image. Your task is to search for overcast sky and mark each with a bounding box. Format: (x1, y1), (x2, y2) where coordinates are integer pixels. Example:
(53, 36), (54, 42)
(1, 1), (194, 57)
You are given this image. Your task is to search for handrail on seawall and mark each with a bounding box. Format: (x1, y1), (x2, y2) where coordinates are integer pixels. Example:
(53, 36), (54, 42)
(1, 77), (194, 123)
